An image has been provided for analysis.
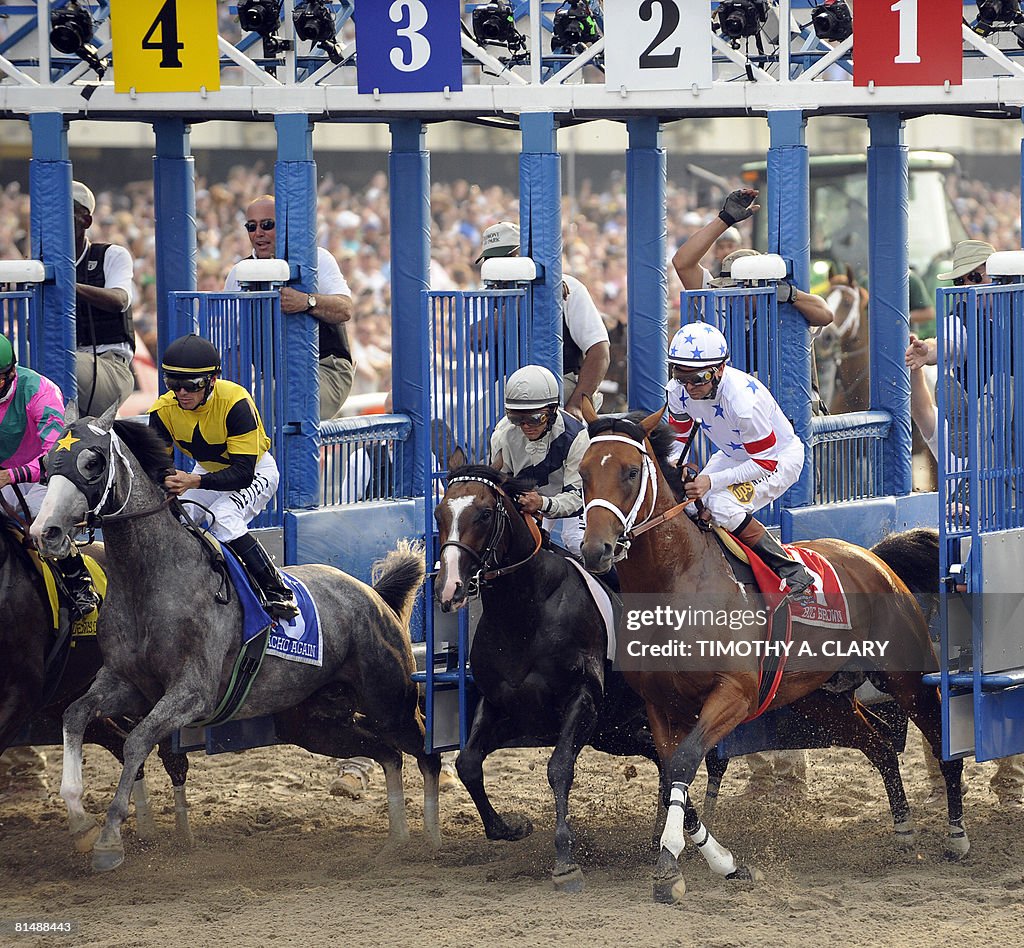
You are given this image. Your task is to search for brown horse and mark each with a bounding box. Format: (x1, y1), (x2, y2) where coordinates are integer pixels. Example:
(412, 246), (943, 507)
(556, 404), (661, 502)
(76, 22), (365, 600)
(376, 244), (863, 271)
(821, 269), (870, 413)
(577, 405), (966, 903)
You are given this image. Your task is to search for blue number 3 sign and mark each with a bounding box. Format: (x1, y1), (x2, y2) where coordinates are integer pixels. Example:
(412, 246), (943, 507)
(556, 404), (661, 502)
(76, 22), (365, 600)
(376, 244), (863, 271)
(356, 0), (463, 95)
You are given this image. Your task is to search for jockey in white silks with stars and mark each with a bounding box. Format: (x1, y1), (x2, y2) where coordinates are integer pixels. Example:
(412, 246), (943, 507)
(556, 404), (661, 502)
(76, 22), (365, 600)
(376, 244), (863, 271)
(666, 321), (814, 596)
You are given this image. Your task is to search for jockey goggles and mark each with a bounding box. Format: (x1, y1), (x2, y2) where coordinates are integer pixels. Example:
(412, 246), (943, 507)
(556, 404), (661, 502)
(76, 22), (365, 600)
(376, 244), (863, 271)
(506, 409), (550, 427)
(670, 365), (717, 387)
(244, 219), (275, 233)
(164, 374), (211, 394)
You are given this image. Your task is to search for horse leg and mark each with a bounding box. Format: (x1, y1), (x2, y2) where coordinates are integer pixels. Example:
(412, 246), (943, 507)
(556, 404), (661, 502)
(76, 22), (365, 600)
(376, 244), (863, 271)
(90, 687), (201, 872)
(378, 750), (410, 844)
(81, 717), (162, 842)
(156, 738), (193, 848)
(455, 699), (533, 841)
(872, 672), (968, 859)
(61, 670), (148, 855)
(661, 680), (761, 892)
(547, 684), (600, 893)
(644, 703), (690, 904)
(787, 690), (914, 847)
(703, 748), (730, 830)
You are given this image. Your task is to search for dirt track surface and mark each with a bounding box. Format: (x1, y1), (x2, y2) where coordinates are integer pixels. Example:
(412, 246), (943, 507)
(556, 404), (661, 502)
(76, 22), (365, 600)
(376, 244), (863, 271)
(2, 736), (1022, 947)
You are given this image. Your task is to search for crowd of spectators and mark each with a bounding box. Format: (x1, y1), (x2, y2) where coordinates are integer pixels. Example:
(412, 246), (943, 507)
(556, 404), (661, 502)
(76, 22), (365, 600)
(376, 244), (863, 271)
(0, 165), (1020, 411)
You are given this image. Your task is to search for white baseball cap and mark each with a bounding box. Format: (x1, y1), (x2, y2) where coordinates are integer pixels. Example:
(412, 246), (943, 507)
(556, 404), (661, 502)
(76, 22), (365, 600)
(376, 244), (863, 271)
(72, 181), (96, 214)
(476, 221), (520, 264)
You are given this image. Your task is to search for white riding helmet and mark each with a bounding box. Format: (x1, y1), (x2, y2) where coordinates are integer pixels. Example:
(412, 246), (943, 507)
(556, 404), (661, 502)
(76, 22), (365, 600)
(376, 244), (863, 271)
(668, 322), (730, 369)
(504, 365), (560, 410)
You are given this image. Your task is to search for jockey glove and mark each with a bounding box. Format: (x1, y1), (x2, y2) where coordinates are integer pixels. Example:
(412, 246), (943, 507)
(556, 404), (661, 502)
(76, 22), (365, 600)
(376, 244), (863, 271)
(776, 281), (798, 304)
(718, 190), (757, 227)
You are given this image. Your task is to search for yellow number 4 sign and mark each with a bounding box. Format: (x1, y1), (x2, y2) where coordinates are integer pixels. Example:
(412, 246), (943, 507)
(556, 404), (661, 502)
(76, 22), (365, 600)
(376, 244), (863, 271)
(111, 0), (220, 94)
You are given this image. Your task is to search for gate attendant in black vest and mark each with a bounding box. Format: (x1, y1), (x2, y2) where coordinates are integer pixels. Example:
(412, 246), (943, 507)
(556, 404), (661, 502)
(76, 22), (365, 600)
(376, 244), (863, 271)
(72, 181), (136, 417)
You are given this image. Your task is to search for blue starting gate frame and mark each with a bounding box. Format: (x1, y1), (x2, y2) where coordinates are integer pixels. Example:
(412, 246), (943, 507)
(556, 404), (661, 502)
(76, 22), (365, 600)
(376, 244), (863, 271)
(932, 281), (1024, 763)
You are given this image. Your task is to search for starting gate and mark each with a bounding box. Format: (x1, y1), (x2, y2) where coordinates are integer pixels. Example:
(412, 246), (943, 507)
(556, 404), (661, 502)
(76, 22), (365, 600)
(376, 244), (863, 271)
(934, 275), (1024, 762)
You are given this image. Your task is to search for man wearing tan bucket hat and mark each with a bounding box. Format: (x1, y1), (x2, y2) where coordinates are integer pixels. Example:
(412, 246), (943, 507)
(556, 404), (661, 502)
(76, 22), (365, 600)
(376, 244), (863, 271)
(906, 239), (996, 371)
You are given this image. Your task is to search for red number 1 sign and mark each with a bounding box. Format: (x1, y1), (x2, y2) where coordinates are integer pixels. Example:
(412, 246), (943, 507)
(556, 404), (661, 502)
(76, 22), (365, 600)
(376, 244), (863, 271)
(853, 0), (962, 87)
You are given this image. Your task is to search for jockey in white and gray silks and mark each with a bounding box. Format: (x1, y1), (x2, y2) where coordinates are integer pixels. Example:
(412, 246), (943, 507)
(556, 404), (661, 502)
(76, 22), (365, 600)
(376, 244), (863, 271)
(438, 364), (589, 606)
(147, 333), (298, 620)
(0, 332), (100, 620)
(666, 321), (814, 597)
(489, 364), (589, 553)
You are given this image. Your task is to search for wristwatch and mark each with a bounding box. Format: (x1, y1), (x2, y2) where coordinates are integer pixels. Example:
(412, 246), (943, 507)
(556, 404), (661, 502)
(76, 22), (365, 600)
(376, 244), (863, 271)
(306, 294), (317, 312)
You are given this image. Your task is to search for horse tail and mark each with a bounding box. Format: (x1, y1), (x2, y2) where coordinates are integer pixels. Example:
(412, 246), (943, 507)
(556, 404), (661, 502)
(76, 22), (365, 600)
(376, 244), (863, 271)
(372, 539), (426, 629)
(870, 527), (939, 596)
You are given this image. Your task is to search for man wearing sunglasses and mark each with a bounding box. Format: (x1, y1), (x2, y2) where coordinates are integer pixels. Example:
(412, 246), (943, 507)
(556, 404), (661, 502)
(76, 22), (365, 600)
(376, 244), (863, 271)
(489, 364), (589, 554)
(149, 334), (298, 620)
(224, 195), (355, 420)
(0, 332), (100, 621)
(666, 321), (814, 598)
(907, 240), (995, 371)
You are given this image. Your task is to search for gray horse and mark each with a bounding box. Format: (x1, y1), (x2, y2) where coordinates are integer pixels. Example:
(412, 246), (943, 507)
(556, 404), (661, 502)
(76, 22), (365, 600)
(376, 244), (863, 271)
(31, 403), (440, 871)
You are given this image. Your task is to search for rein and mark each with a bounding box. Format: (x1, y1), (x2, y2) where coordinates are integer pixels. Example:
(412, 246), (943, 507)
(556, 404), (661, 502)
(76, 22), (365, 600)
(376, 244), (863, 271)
(440, 474), (543, 596)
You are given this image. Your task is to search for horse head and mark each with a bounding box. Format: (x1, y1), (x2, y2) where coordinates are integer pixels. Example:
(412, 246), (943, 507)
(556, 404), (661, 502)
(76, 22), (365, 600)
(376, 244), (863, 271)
(579, 403), (667, 575)
(32, 403), (121, 558)
(32, 405), (172, 560)
(434, 465), (518, 612)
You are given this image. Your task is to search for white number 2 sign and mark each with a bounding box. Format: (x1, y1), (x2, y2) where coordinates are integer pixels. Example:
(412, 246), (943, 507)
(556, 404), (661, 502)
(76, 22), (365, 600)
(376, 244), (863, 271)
(604, 0), (712, 92)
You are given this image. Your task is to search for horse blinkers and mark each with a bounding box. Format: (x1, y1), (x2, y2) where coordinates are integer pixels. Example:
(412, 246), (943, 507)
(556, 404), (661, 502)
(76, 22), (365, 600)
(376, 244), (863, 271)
(45, 422), (115, 512)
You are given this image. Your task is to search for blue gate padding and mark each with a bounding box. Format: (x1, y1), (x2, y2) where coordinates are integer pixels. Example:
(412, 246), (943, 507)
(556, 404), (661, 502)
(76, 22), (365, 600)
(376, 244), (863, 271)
(285, 501), (426, 642)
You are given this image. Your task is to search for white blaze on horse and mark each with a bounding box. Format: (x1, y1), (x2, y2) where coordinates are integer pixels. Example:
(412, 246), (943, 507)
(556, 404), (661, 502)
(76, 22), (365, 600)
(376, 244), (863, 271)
(32, 403), (440, 872)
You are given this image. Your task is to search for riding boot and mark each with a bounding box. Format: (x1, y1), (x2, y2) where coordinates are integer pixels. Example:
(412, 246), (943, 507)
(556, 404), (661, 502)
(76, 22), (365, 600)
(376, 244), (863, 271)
(54, 549), (100, 622)
(227, 533), (300, 621)
(733, 516), (815, 597)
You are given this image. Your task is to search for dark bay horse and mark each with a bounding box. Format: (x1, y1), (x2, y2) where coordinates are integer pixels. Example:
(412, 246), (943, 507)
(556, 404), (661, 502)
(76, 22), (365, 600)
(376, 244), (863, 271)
(31, 403), (440, 871)
(434, 464), (665, 892)
(577, 406), (965, 903)
(0, 524), (191, 850)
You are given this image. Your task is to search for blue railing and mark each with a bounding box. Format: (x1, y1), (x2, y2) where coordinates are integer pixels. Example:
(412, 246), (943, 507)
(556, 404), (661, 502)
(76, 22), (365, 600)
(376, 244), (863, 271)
(809, 410), (890, 505)
(0, 285), (42, 368)
(319, 414), (412, 506)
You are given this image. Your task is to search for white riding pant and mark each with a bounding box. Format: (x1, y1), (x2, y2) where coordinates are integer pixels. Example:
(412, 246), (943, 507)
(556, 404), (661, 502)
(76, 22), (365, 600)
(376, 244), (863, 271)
(692, 445), (804, 531)
(1, 481), (47, 518)
(545, 512), (584, 555)
(178, 453), (280, 542)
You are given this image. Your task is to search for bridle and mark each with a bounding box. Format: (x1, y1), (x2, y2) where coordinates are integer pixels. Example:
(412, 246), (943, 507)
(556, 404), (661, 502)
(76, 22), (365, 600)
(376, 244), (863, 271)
(438, 474), (543, 599)
(73, 430), (173, 538)
(583, 432), (691, 562)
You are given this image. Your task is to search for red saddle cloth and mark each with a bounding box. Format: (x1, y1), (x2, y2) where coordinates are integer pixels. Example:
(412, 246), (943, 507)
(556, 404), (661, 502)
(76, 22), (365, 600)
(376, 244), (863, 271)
(727, 539), (851, 723)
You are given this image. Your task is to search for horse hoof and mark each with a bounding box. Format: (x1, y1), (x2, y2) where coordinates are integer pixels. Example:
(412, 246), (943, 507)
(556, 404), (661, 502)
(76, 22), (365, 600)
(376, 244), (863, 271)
(893, 821), (916, 851)
(175, 827), (196, 851)
(492, 813), (533, 841)
(726, 865), (763, 883)
(135, 816), (160, 842)
(944, 831), (970, 861)
(72, 822), (101, 854)
(653, 875), (686, 904)
(552, 865), (585, 893)
(91, 844), (125, 873)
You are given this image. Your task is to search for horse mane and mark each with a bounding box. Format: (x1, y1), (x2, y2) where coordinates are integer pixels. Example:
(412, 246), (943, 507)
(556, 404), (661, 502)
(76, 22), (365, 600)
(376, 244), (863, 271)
(587, 412), (686, 502)
(449, 463), (537, 499)
(112, 420), (175, 485)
